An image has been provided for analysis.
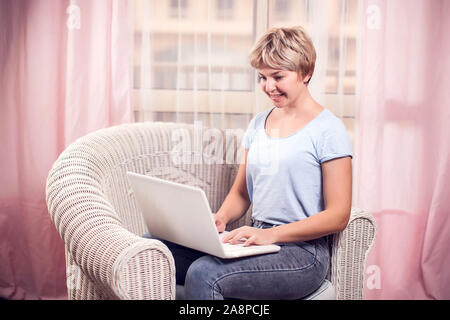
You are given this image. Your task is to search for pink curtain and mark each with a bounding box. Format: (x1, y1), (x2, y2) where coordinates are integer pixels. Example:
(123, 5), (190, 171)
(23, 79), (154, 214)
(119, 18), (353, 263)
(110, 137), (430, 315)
(0, 0), (133, 299)
(357, 0), (450, 299)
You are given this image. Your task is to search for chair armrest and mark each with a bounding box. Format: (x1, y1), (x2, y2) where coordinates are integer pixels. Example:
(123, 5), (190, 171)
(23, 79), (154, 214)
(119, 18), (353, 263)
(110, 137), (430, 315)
(112, 236), (176, 299)
(46, 157), (176, 300)
(63, 219), (176, 300)
(330, 208), (377, 300)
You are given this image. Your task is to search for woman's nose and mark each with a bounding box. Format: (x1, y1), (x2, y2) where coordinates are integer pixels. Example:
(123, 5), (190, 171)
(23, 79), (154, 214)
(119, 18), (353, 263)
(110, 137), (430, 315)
(264, 78), (276, 92)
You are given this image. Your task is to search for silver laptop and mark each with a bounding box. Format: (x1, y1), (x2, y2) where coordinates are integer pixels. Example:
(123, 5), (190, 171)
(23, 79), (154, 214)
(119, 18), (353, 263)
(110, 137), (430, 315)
(127, 172), (280, 259)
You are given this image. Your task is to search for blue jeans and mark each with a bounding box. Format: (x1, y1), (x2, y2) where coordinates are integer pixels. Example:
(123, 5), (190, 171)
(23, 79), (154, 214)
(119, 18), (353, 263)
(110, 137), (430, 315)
(143, 221), (330, 300)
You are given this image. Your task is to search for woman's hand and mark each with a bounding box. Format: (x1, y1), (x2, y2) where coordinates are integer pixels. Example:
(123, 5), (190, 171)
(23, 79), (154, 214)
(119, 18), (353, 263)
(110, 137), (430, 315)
(212, 213), (227, 233)
(221, 226), (277, 247)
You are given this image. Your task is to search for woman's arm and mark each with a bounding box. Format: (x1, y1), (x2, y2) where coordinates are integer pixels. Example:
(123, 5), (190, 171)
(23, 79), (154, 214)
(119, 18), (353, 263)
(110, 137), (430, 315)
(213, 149), (251, 232)
(223, 156), (352, 245)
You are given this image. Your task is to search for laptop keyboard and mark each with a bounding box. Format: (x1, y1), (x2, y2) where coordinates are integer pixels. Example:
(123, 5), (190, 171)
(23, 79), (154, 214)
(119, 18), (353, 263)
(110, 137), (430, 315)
(219, 232), (254, 251)
(222, 242), (250, 251)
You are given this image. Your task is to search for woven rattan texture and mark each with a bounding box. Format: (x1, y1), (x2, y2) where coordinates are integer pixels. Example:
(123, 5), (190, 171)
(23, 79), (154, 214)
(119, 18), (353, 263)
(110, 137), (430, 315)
(46, 122), (376, 300)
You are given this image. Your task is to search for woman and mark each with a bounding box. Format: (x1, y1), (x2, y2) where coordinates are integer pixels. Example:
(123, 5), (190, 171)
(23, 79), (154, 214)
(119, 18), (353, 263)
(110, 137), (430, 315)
(150, 26), (353, 300)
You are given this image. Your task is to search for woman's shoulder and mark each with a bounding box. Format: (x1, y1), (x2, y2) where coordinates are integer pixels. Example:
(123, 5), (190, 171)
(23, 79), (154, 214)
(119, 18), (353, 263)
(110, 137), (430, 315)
(314, 109), (353, 161)
(306, 108), (351, 150)
(314, 108), (347, 132)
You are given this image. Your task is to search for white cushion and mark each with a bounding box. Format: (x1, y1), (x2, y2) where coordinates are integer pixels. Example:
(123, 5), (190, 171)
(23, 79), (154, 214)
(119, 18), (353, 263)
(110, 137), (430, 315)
(303, 280), (336, 300)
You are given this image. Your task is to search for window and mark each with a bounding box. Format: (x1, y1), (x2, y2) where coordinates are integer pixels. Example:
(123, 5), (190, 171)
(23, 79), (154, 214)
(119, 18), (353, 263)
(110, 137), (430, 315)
(130, 0), (361, 140)
(216, 0), (235, 20)
(169, 0), (188, 19)
(131, 0), (256, 127)
(273, 0), (290, 20)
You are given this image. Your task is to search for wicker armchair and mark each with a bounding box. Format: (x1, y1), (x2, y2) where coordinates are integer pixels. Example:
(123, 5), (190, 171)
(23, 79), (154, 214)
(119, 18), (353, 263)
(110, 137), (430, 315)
(46, 122), (376, 300)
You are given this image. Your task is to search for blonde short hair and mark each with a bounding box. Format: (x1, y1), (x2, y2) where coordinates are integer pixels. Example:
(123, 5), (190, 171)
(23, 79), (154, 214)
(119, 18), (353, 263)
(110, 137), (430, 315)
(249, 26), (316, 84)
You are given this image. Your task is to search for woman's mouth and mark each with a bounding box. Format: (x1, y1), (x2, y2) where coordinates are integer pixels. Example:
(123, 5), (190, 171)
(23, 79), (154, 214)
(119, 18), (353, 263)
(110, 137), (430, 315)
(269, 93), (285, 101)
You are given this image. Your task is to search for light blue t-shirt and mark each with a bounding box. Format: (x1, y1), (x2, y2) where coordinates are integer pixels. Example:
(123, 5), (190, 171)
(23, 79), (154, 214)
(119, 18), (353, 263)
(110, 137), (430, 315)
(242, 107), (353, 225)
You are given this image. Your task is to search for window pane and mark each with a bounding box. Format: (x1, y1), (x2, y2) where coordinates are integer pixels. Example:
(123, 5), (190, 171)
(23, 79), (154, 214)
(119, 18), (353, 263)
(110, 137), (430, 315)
(133, 0), (255, 92)
(268, 0), (360, 95)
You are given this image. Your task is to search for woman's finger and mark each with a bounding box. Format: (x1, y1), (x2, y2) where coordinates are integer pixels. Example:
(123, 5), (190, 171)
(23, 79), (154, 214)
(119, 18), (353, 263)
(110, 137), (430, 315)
(244, 235), (256, 247)
(230, 231), (246, 244)
(222, 229), (238, 243)
(212, 214), (226, 233)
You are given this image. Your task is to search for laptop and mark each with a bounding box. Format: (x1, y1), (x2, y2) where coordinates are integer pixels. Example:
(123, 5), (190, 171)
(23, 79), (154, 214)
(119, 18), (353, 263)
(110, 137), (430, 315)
(127, 172), (280, 259)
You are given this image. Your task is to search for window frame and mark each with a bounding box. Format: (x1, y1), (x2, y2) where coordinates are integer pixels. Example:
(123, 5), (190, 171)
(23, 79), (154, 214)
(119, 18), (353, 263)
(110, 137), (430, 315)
(131, 0), (359, 119)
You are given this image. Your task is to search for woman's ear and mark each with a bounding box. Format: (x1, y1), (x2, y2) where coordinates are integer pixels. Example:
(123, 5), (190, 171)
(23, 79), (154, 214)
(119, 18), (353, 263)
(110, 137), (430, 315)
(303, 73), (312, 84)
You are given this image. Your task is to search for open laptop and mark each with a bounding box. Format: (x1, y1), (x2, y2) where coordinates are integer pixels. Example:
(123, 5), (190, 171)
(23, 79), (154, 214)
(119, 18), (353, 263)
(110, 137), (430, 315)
(127, 172), (280, 259)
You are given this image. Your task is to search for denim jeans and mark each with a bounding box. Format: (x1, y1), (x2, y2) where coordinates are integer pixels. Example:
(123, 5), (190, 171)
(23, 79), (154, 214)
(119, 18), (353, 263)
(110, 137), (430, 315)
(143, 221), (330, 300)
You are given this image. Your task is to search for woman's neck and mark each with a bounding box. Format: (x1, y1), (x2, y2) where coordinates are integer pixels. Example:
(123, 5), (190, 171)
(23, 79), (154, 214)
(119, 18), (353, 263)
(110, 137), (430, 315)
(279, 88), (320, 118)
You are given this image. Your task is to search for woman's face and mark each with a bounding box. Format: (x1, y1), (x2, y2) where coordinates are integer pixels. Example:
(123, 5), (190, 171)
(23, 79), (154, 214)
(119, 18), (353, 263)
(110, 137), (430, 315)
(257, 67), (310, 109)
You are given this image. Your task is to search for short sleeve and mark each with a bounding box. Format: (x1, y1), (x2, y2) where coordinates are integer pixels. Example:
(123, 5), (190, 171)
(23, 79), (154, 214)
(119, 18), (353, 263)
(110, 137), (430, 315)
(241, 116), (257, 149)
(318, 119), (353, 163)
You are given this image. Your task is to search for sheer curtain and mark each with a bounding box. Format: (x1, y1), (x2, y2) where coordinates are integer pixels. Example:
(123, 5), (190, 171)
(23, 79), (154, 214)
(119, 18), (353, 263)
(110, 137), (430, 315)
(357, 0), (450, 299)
(130, 0), (361, 142)
(0, 0), (133, 299)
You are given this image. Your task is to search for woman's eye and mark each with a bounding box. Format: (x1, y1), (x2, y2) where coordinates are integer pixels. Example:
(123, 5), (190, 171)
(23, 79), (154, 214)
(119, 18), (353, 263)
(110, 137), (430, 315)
(275, 76), (283, 81)
(258, 76), (266, 82)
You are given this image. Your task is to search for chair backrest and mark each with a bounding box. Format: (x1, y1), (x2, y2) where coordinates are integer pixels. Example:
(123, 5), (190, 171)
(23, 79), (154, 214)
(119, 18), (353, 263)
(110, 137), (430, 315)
(47, 122), (241, 238)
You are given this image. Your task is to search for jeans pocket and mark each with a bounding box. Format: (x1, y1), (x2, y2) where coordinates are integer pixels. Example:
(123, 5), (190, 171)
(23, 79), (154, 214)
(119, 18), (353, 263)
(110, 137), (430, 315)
(294, 240), (317, 258)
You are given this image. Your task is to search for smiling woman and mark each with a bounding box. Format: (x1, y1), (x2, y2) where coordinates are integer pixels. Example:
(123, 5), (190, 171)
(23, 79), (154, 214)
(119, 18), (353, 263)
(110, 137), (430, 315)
(153, 25), (353, 300)
(257, 68), (309, 109)
(249, 27), (325, 140)
(251, 27), (319, 119)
